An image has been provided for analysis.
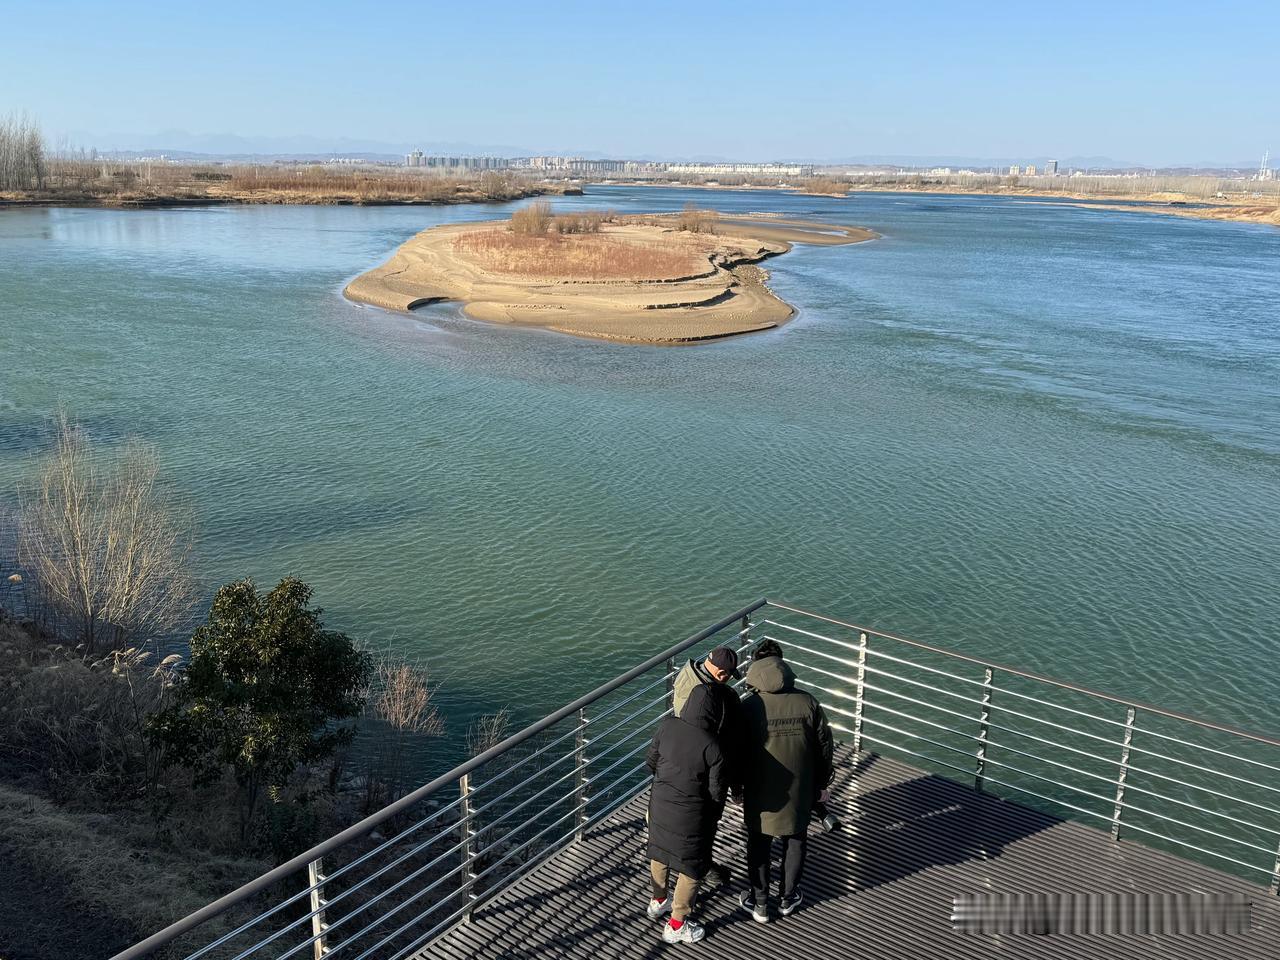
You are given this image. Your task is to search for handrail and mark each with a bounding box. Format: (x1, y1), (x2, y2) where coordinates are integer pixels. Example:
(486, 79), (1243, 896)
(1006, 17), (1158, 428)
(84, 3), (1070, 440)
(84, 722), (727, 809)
(765, 600), (1280, 749)
(113, 595), (1280, 960)
(109, 597), (767, 960)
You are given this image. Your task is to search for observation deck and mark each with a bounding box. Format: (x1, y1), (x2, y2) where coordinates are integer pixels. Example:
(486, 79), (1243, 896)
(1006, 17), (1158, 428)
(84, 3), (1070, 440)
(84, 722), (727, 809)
(112, 602), (1280, 960)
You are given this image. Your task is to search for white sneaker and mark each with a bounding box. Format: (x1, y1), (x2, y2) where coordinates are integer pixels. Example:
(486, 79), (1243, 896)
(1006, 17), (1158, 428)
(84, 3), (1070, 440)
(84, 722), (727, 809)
(662, 919), (706, 943)
(739, 890), (769, 923)
(647, 896), (672, 920)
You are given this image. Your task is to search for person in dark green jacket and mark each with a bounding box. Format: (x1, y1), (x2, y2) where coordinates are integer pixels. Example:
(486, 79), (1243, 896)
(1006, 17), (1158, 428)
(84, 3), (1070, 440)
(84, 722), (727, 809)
(737, 653), (834, 921)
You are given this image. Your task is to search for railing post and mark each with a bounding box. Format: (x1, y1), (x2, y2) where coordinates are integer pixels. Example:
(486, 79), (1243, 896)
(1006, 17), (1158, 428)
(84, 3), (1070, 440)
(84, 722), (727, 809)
(1270, 839), (1280, 896)
(974, 666), (995, 791)
(665, 656), (677, 716)
(1111, 706), (1137, 840)
(459, 773), (478, 921)
(574, 708), (590, 842)
(852, 632), (868, 754)
(306, 858), (328, 959)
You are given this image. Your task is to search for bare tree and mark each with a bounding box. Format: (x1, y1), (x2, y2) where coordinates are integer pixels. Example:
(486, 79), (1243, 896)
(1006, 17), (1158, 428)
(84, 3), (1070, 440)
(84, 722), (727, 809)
(361, 649), (444, 809)
(17, 415), (195, 654)
(0, 113), (46, 191)
(467, 708), (512, 757)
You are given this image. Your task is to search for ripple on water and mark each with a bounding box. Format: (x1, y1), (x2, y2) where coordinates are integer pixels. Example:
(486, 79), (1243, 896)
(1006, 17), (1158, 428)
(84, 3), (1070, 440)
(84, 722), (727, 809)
(0, 191), (1277, 773)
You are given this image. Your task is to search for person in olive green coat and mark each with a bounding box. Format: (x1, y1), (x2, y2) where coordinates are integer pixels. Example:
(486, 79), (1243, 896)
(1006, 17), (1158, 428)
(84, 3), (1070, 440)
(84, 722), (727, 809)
(738, 653), (834, 919)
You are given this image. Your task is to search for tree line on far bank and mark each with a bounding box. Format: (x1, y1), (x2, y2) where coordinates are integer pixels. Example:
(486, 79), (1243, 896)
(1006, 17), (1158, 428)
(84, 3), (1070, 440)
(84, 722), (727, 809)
(0, 110), (547, 205)
(0, 114), (46, 191)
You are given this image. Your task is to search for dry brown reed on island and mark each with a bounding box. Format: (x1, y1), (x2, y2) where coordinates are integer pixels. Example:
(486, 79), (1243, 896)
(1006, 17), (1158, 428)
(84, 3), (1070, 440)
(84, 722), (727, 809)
(510, 200), (553, 235)
(454, 228), (704, 280)
(677, 201), (719, 233)
(510, 202), (616, 236)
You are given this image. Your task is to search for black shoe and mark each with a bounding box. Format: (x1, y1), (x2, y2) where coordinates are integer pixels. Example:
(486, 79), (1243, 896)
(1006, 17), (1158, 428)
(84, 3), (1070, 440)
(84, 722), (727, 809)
(820, 814), (840, 832)
(706, 862), (731, 888)
(779, 890), (803, 917)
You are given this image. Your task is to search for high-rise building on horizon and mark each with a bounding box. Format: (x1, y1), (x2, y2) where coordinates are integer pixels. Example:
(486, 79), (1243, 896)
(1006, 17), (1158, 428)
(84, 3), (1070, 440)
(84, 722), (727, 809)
(1045, 159), (1059, 176)
(405, 152), (510, 170)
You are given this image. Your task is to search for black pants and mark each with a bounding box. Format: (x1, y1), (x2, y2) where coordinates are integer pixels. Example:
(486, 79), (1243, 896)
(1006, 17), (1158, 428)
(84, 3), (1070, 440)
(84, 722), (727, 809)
(746, 830), (807, 903)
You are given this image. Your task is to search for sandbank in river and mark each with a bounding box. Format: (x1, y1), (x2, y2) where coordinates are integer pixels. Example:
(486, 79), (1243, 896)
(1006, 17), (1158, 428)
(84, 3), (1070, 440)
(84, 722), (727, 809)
(344, 214), (877, 344)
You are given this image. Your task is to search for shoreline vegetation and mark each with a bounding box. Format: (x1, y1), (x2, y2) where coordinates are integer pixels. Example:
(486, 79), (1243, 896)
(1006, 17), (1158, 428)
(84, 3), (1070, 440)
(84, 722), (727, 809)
(0, 119), (575, 208)
(0, 162), (580, 208)
(343, 204), (877, 344)
(0, 417), (496, 960)
(2, 115), (1274, 226)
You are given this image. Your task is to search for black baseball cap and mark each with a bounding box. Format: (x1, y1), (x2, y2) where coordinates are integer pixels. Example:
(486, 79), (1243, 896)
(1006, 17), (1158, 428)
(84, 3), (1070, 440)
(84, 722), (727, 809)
(707, 646), (740, 679)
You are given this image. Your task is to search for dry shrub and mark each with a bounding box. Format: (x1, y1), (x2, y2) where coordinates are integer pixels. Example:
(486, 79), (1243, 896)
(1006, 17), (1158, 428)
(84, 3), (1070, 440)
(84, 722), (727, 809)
(17, 415), (195, 654)
(360, 649), (444, 810)
(375, 658), (443, 735)
(467, 708), (512, 757)
(677, 201), (719, 234)
(510, 200), (553, 235)
(800, 177), (849, 195)
(550, 210), (609, 234)
(0, 618), (182, 801)
(454, 228), (705, 280)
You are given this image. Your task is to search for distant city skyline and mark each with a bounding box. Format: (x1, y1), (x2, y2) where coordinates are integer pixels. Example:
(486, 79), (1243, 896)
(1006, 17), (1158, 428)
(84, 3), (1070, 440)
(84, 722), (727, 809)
(2, 0), (1276, 168)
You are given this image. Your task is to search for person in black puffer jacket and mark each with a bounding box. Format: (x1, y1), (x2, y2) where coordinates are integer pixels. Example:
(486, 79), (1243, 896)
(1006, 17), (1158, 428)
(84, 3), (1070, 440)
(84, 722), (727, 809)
(644, 683), (730, 944)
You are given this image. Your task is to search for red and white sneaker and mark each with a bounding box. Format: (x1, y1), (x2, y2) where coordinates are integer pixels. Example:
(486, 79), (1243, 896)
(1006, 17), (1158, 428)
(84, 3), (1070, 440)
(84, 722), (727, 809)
(662, 918), (706, 944)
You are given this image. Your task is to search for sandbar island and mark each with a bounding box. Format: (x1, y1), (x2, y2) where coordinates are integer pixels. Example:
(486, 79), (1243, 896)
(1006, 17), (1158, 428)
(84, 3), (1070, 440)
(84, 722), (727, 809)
(344, 209), (877, 344)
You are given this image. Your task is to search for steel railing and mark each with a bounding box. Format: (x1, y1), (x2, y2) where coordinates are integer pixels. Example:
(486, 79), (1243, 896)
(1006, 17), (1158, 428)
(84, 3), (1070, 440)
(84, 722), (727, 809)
(111, 599), (1280, 960)
(758, 602), (1280, 893)
(110, 599), (767, 960)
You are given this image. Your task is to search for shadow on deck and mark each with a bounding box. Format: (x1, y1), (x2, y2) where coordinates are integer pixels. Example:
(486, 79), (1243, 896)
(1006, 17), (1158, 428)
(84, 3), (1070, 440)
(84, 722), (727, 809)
(423, 747), (1280, 959)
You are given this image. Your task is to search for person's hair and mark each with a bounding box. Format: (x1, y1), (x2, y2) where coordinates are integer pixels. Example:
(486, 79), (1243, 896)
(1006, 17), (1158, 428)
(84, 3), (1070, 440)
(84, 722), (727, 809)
(753, 639), (783, 661)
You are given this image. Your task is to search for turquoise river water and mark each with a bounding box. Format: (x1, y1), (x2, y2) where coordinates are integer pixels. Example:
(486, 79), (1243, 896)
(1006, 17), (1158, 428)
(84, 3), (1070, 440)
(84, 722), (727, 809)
(1, 187), (1277, 766)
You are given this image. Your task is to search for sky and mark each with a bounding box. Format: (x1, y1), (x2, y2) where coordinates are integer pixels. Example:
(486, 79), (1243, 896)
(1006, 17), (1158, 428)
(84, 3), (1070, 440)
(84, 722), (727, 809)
(2, 0), (1277, 165)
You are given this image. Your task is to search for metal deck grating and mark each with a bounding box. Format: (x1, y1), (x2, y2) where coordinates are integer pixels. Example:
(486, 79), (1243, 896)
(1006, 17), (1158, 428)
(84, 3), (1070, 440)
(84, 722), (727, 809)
(422, 746), (1280, 959)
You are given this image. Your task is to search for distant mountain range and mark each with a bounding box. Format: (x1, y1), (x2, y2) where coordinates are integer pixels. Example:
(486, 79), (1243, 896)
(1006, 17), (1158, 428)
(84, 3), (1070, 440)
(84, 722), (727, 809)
(809, 154), (1265, 172)
(66, 130), (1266, 172)
(74, 130), (536, 160)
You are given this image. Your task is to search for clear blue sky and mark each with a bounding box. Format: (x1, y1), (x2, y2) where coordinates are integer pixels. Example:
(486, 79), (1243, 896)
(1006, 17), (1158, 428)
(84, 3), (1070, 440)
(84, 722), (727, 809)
(2, 0), (1276, 164)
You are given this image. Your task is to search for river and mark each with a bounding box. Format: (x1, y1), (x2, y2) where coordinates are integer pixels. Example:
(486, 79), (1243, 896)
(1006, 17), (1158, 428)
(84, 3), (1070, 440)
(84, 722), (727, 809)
(1, 186), (1277, 767)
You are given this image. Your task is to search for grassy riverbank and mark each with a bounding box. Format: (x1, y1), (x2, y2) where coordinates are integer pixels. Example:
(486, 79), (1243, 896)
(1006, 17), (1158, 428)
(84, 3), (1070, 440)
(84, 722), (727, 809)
(0, 616), (272, 960)
(0, 160), (580, 208)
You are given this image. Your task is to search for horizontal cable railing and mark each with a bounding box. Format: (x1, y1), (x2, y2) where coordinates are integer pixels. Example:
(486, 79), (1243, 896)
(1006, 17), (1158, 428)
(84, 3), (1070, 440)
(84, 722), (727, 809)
(113, 598), (1280, 960)
(758, 603), (1280, 893)
(110, 600), (767, 960)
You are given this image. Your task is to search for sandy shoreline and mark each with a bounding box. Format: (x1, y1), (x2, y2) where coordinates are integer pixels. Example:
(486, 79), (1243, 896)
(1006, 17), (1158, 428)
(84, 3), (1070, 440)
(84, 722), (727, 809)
(1037, 199), (1280, 228)
(344, 215), (876, 344)
(609, 181), (1278, 228)
(843, 184), (1278, 227)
